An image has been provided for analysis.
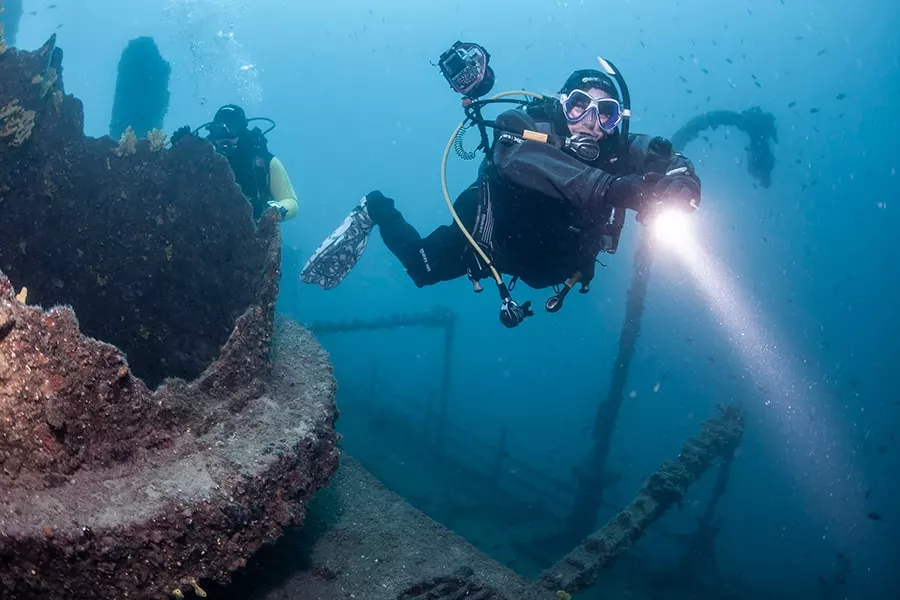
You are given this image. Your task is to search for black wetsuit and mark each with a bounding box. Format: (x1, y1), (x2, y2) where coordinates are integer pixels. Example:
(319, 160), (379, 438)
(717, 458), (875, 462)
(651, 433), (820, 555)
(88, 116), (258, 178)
(228, 129), (274, 219)
(366, 99), (699, 290)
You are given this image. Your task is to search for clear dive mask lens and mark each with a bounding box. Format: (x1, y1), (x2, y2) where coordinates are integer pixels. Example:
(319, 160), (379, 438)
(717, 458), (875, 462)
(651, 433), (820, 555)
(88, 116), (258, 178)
(561, 89), (622, 133)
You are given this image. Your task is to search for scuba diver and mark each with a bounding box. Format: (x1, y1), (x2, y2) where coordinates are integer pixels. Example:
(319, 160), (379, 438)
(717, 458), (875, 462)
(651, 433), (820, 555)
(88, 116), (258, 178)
(171, 104), (299, 221)
(301, 42), (701, 327)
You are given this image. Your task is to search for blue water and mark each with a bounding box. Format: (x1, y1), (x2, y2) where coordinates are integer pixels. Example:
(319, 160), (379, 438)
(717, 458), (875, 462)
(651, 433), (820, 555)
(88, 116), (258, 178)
(11, 0), (900, 597)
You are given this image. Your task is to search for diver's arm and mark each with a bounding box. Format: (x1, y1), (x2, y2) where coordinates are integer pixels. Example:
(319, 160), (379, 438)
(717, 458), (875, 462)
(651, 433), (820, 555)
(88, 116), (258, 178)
(267, 157), (299, 221)
(491, 110), (615, 211)
(625, 133), (702, 213)
(626, 133), (700, 186)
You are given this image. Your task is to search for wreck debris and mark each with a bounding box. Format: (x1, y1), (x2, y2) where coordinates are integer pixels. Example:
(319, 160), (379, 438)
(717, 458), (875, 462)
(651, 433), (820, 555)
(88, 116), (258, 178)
(562, 230), (655, 544)
(0, 35), (280, 389)
(0, 37), (340, 600)
(540, 406), (745, 595)
(308, 306), (458, 456)
(110, 36), (171, 140)
(0, 0), (23, 49)
(671, 107), (778, 188)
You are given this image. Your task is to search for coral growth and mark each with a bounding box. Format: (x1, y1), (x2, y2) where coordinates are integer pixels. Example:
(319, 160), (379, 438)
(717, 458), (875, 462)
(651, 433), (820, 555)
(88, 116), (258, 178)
(0, 100), (36, 146)
(114, 124), (137, 156)
(147, 127), (167, 151)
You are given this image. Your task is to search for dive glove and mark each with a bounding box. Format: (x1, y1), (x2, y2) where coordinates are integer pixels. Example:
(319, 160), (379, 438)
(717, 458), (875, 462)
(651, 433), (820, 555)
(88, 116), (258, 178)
(636, 169), (701, 225)
(604, 174), (649, 212)
(267, 200), (290, 221)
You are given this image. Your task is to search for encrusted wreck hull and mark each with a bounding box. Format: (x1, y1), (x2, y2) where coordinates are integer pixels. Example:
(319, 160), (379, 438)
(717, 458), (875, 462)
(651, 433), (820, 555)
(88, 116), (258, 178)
(0, 37), (340, 599)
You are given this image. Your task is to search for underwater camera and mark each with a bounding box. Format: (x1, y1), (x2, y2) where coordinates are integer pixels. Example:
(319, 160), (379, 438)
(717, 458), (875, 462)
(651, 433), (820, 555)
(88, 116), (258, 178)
(438, 41), (495, 99)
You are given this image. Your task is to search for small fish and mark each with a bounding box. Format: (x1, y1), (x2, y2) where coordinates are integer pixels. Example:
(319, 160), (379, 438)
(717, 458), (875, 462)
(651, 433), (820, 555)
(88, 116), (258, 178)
(788, 101), (797, 108)
(726, 58), (733, 64)
(867, 512), (882, 521)
(810, 108), (820, 113)
(755, 82), (762, 89)
(701, 68), (709, 74)
(817, 49), (827, 56)
(877, 445), (887, 455)
(836, 93), (846, 100)
(679, 76), (689, 83)
(795, 36), (804, 41)
(818, 576), (827, 587)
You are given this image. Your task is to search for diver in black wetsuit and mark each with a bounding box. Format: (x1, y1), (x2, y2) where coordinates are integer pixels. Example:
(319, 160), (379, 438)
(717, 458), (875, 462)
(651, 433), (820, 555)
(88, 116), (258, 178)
(171, 105), (300, 222)
(302, 55), (701, 327)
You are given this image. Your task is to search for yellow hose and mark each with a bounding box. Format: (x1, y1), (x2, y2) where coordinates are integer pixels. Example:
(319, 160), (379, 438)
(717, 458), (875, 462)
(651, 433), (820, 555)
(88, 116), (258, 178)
(440, 90), (546, 286)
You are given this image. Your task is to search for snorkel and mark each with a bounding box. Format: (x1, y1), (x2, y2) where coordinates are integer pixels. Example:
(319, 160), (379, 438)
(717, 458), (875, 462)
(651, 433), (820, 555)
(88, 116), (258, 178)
(437, 42), (632, 326)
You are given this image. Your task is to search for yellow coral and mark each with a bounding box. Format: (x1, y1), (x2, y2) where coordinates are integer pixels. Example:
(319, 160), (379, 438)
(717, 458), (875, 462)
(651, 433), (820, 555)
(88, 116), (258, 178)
(147, 128), (167, 152)
(0, 101), (36, 147)
(15, 287), (27, 304)
(114, 126), (137, 157)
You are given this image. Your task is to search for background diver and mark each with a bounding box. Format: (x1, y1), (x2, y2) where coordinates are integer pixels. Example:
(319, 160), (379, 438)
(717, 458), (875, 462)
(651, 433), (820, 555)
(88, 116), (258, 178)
(301, 44), (701, 327)
(172, 104), (300, 222)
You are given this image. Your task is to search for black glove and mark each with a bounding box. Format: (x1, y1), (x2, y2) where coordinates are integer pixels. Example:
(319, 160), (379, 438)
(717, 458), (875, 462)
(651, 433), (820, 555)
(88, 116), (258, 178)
(604, 174), (650, 211)
(170, 125), (195, 146)
(652, 174), (701, 212)
(634, 171), (701, 225)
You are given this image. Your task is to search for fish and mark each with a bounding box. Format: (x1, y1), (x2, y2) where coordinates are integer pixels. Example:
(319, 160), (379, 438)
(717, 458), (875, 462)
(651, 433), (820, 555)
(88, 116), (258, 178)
(701, 68), (709, 74)
(867, 512), (882, 521)
(836, 93), (846, 100)
(788, 101), (797, 108)
(810, 108), (820, 113)
(817, 49), (827, 56)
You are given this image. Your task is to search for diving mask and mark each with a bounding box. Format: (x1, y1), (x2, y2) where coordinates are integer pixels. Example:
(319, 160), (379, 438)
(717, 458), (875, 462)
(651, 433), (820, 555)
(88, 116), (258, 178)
(560, 89), (622, 133)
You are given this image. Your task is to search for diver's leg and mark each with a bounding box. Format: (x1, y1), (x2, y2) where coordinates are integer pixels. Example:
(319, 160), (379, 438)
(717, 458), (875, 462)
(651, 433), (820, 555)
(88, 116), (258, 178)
(367, 189), (477, 287)
(301, 189), (476, 290)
